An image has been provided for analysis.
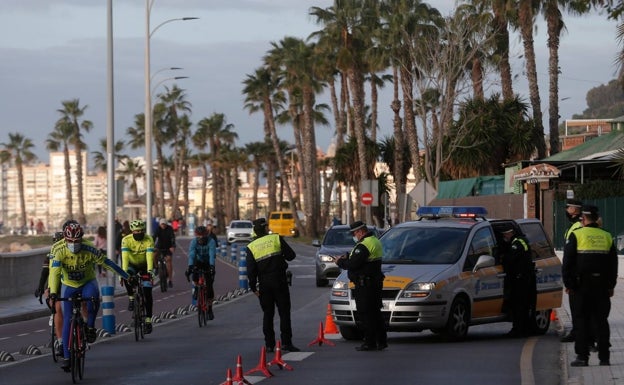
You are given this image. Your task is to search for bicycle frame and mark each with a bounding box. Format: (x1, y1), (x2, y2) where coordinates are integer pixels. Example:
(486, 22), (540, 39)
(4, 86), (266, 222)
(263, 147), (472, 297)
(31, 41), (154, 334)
(155, 249), (169, 293)
(129, 273), (150, 341)
(55, 294), (95, 383)
(194, 267), (210, 327)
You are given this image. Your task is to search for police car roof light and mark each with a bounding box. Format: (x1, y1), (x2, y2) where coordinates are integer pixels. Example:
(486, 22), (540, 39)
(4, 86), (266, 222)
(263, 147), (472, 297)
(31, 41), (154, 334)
(416, 206), (488, 218)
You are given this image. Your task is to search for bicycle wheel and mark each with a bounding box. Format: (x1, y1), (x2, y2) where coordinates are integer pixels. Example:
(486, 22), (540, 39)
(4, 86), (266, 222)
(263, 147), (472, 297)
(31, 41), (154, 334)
(77, 322), (85, 380)
(159, 260), (168, 292)
(133, 295), (141, 342)
(202, 285), (209, 326)
(70, 320), (79, 383)
(197, 285), (206, 327)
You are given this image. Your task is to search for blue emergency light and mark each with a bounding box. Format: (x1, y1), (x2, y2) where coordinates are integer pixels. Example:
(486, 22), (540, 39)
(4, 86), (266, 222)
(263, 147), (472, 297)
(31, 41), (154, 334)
(416, 206), (488, 218)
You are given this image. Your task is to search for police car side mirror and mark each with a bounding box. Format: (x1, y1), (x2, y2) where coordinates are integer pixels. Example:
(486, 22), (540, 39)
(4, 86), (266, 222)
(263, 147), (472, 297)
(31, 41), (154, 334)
(472, 255), (495, 273)
(312, 239), (321, 247)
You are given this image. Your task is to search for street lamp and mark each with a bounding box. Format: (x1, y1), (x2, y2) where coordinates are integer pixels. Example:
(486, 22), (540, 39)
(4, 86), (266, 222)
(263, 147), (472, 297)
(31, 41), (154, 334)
(145, 0), (197, 235)
(151, 76), (189, 97)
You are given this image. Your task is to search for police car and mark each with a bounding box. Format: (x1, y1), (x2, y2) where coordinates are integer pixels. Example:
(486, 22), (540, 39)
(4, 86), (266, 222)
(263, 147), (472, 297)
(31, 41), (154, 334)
(329, 206), (563, 341)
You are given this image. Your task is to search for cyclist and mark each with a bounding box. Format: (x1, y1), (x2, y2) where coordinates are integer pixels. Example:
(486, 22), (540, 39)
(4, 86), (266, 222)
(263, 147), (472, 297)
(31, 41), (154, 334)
(153, 218), (176, 288)
(34, 230), (65, 357)
(185, 225), (216, 320)
(121, 219), (156, 333)
(48, 222), (128, 371)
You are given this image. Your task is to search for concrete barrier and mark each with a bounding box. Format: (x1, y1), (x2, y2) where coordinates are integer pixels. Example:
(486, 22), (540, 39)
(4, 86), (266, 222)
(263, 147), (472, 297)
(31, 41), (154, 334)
(0, 247), (48, 300)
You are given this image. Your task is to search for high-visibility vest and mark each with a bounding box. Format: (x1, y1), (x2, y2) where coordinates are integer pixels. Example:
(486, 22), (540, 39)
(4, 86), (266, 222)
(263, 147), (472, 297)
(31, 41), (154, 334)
(575, 226), (612, 255)
(357, 235), (383, 262)
(247, 234), (281, 262)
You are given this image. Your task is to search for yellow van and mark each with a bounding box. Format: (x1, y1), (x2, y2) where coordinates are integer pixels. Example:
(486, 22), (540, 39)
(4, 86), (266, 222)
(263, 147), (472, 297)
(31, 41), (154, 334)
(268, 211), (298, 237)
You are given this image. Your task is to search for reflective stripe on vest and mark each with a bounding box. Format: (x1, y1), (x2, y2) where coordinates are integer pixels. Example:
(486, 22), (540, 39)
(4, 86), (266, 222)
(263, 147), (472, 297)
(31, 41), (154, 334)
(513, 237), (529, 252)
(247, 234), (281, 262)
(575, 226), (612, 255)
(360, 236), (383, 262)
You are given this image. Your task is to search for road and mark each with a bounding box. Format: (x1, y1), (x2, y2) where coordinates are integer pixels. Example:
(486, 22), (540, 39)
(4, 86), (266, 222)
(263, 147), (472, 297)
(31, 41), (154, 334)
(0, 238), (561, 385)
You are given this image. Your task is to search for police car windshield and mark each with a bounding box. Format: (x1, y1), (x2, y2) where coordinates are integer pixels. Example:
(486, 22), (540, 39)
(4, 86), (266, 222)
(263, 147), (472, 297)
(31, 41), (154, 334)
(381, 227), (468, 264)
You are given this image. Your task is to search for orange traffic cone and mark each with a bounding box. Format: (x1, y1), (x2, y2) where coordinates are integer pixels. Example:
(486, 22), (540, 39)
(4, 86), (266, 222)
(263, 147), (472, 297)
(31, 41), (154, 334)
(308, 321), (336, 347)
(245, 346), (273, 378)
(550, 309), (558, 322)
(268, 340), (294, 371)
(231, 355), (252, 385)
(324, 304), (339, 334)
(219, 368), (233, 385)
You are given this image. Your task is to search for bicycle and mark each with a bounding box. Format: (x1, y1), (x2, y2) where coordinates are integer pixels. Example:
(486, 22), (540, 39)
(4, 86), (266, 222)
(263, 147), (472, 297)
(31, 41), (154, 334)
(155, 249), (168, 293)
(128, 273), (151, 341)
(54, 293), (96, 383)
(194, 267), (210, 327)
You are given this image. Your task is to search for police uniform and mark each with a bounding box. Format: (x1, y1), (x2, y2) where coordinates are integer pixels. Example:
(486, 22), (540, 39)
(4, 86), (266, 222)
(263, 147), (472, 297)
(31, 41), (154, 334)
(336, 221), (387, 351)
(246, 218), (298, 352)
(563, 205), (618, 366)
(501, 229), (536, 337)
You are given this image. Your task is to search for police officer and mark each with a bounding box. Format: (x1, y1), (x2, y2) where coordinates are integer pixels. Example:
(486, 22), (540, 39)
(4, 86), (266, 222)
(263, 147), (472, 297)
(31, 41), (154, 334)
(334, 221), (387, 351)
(563, 205), (617, 367)
(501, 224), (536, 338)
(561, 199), (583, 343)
(246, 217), (300, 353)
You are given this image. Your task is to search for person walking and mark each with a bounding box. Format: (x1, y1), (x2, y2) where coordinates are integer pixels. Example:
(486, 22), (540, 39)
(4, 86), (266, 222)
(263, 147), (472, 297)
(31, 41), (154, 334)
(246, 217), (300, 353)
(185, 225), (217, 320)
(153, 218), (176, 288)
(93, 226), (107, 277)
(563, 205), (618, 367)
(121, 219), (156, 334)
(334, 221), (387, 351)
(561, 199), (584, 343)
(500, 224), (536, 338)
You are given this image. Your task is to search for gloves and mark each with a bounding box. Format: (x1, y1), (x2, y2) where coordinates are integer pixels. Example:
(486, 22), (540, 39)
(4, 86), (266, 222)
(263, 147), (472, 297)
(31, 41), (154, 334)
(149, 269), (157, 280)
(209, 265), (216, 277)
(185, 267), (192, 282)
(35, 286), (44, 304)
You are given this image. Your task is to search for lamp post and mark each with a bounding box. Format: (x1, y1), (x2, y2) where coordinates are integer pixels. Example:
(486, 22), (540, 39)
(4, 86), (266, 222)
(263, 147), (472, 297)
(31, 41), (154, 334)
(145, 0), (197, 235)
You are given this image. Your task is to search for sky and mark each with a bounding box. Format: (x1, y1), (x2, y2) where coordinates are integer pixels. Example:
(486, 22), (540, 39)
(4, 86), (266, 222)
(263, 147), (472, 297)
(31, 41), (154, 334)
(0, 0), (620, 166)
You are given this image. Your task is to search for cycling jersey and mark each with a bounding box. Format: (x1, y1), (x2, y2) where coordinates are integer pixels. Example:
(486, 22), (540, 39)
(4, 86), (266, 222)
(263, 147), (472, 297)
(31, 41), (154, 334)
(121, 233), (155, 272)
(49, 239), (127, 294)
(188, 236), (216, 266)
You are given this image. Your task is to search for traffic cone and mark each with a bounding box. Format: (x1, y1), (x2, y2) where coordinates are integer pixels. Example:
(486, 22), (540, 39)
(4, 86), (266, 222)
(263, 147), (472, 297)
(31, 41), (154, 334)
(219, 368), (233, 385)
(308, 321), (336, 347)
(550, 309), (558, 322)
(231, 355), (252, 385)
(268, 340), (293, 371)
(324, 304), (339, 334)
(245, 346), (273, 378)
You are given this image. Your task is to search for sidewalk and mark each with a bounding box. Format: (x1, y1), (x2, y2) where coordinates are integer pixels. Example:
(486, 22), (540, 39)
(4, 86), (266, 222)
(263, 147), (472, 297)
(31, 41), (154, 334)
(559, 277), (624, 385)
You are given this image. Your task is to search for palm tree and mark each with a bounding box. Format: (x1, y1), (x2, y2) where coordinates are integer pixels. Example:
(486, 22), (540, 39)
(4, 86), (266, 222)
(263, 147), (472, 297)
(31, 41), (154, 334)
(116, 157), (145, 219)
(46, 119), (74, 220)
(0, 133), (37, 229)
(245, 141), (271, 219)
(57, 99), (92, 224)
(91, 138), (127, 172)
(191, 123), (213, 223)
(196, 113), (238, 233)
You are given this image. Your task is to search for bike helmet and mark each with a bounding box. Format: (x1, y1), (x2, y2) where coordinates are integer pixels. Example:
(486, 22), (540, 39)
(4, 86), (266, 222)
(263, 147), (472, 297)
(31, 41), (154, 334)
(62, 219), (79, 231)
(129, 220), (146, 232)
(63, 223), (84, 241)
(195, 225), (208, 236)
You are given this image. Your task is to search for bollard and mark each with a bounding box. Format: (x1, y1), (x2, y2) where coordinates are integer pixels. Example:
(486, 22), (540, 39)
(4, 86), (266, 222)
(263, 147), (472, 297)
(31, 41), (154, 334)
(231, 243), (238, 263)
(101, 285), (115, 334)
(238, 253), (249, 289)
(220, 242), (227, 258)
(239, 247), (246, 262)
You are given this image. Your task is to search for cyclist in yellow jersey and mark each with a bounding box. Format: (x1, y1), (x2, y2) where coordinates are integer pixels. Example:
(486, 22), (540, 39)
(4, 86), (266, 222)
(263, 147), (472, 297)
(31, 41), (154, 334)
(48, 222), (128, 371)
(121, 219), (156, 334)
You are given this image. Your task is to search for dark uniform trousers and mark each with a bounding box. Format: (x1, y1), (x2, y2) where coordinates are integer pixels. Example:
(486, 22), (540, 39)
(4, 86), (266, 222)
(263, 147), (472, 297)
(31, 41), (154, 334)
(573, 275), (611, 362)
(354, 276), (386, 347)
(259, 273), (293, 348)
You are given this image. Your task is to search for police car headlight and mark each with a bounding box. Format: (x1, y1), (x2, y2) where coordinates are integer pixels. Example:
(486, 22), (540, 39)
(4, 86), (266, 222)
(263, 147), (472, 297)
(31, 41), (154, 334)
(402, 282), (435, 298)
(331, 280), (350, 297)
(319, 254), (335, 263)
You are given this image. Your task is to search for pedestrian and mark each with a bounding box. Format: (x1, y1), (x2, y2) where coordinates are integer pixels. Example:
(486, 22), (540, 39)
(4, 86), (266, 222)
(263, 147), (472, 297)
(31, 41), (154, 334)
(93, 226), (107, 277)
(334, 220), (387, 351)
(561, 199), (583, 343)
(500, 224), (536, 338)
(246, 217), (300, 353)
(563, 205), (618, 367)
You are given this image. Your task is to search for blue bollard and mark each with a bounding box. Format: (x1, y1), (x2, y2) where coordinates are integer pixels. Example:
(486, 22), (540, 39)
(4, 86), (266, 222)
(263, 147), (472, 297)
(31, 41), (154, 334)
(239, 247), (246, 262)
(238, 254), (248, 289)
(220, 243), (227, 259)
(231, 243), (238, 263)
(101, 285), (115, 334)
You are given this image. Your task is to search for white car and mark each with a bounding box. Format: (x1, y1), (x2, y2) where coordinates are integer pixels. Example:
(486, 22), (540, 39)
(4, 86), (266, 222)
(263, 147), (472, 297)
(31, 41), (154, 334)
(226, 220), (254, 244)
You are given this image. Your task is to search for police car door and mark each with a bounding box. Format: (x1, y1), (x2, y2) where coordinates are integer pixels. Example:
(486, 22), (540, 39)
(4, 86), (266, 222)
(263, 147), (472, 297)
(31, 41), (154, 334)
(463, 227), (504, 320)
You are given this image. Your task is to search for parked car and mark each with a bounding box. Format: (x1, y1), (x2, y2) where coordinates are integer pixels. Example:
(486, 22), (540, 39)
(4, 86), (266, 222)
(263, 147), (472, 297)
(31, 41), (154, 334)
(329, 206), (563, 341)
(313, 224), (380, 287)
(226, 220), (254, 244)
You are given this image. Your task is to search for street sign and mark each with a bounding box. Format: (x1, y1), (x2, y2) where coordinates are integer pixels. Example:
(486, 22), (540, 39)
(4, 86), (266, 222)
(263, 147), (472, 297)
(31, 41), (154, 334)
(361, 192), (373, 206)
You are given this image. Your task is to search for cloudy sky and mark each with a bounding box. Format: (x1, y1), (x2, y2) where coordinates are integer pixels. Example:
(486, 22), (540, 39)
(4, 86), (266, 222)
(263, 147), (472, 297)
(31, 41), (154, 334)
(0, 0), (619, 165)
